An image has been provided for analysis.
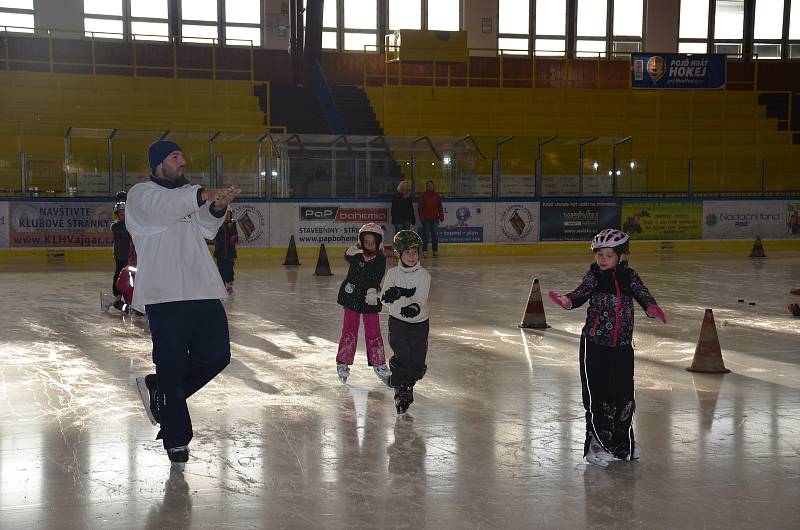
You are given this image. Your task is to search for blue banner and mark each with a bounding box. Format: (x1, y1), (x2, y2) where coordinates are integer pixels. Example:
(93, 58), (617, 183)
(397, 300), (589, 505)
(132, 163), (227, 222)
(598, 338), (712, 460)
(631, 54), (726, 89)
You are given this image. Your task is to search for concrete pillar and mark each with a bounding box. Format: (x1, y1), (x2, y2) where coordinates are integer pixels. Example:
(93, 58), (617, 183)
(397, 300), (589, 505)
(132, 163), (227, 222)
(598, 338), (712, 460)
(644, 0), (680, 52)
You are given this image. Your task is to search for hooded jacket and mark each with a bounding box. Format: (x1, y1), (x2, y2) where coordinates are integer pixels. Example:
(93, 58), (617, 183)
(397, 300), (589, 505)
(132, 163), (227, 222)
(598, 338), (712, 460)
(566, 261), (656, 347)
(125, 177), (228, 307)
(337, 251), (386, 313)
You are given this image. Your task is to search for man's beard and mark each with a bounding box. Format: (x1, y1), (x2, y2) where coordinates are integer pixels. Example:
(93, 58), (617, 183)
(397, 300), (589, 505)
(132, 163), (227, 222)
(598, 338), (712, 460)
(162, 167), (185, 181)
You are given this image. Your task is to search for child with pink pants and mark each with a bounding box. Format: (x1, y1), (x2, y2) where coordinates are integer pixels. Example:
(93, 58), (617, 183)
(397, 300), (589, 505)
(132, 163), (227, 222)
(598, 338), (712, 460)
(335, 223), (391, 385)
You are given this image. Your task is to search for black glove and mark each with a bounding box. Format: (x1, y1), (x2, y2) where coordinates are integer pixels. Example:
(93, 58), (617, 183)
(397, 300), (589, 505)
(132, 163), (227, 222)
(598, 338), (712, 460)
(398, 286), (417, 298)
(400, 303), (421, 318)
(381, 286), (401, 303)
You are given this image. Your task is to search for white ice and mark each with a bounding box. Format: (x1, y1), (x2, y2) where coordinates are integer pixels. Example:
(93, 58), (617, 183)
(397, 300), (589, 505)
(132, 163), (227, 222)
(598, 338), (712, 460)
(0, 252), (798, 529)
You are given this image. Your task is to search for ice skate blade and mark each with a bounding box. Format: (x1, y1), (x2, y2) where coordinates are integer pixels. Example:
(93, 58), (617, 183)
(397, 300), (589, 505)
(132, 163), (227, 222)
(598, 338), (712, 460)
(585, 455), (610, 468)
(135, 377), (157, 426)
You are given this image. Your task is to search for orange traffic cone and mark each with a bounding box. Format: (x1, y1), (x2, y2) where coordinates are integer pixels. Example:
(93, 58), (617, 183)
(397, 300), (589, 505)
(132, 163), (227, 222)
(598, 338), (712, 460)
(283, 235), (301, 266)
(687, 309), (730, 374)
(749, 236), (766, 258)
(519, 278), (550, 329)
(313, 243), (333, 276)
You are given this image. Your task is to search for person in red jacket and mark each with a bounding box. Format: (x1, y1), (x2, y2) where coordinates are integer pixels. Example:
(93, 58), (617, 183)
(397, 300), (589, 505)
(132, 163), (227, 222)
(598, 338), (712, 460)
(417, 180), (444, 257)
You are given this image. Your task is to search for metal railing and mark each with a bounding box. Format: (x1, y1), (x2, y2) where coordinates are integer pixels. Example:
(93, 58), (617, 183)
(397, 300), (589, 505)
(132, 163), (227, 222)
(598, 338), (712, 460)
(1, 25), (256, 80)
(2, 133), (798, 200)
(360, 44), (761, 91)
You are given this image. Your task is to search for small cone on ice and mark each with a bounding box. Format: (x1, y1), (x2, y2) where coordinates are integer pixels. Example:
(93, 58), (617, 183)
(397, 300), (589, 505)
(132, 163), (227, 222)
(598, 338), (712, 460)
(687, 309), (730, 374)
(789, 303), (800, 317)
(283, 235), (300, 266)
(313, 243), (333, 276)
(749, 236), (766, 258)
(519, 278), (550, 329)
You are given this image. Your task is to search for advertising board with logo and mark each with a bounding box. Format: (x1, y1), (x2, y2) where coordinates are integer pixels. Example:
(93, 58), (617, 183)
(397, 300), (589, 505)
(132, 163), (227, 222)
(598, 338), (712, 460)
(229, 202), (270, 247)
(0, 202), (8, 248)
(621, 201), (702, 240)
(495, 202), (539, 243)
(703, 200), (790, 239)
(540, 201), (621, 241)
(632, 53), (726, 89)
(270, 202), (390, 247)
(8, 201), (114, 247)
(437, 202), (489, 243)
(787, 202), (800, 236)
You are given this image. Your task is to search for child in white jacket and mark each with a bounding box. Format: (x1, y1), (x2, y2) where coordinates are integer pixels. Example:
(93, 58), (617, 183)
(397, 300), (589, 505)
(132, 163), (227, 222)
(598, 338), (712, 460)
(381, 230), (431, 414)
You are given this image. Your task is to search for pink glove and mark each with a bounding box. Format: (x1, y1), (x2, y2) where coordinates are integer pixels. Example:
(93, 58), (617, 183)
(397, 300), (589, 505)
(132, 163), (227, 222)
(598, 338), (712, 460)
(646, 303), (667, 324)
(345, 245), (363, 256)
(548, 291), (572, 309)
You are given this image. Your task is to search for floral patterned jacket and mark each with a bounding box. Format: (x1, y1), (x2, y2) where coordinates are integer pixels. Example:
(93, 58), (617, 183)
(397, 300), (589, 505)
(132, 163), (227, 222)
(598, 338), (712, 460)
(566, 262), (657, 347)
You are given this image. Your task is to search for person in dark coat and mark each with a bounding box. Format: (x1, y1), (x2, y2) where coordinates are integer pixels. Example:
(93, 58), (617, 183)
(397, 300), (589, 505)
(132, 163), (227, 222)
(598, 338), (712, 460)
(335, 223), (391, 385)
(111, 201), (130, 298)
(391, 181), (415, 235)
(214, 210), (238, 295)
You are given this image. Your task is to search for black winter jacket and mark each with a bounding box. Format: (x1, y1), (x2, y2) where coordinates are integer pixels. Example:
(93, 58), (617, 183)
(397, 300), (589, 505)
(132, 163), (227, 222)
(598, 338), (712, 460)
(391, 193), (415, 226)
(337, 252), (386, 313)
(566, 261), (657, 348)
(111, 220), (130, 261)
(214, 221), (238, 260)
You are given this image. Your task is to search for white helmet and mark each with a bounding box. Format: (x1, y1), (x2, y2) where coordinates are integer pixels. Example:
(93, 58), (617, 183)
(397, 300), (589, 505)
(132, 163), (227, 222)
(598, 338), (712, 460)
(591, 229), (629, 253)
(359, 223), (384, 248)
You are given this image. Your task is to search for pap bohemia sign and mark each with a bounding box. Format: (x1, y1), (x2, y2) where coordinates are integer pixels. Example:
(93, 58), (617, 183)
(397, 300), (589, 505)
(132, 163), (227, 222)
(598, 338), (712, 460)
(631, 54), (726, 89)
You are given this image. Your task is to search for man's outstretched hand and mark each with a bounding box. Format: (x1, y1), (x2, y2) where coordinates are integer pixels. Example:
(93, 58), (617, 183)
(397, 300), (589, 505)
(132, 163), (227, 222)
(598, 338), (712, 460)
(203, 186), (241, 211)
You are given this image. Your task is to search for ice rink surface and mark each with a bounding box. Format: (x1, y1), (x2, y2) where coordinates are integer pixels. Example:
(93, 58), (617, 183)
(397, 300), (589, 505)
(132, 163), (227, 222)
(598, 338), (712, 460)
(0, 252), (798, 529)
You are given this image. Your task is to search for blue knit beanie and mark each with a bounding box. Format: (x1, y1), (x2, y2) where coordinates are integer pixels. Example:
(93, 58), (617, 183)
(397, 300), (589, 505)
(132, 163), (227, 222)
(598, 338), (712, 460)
(148, 140), (182, 172)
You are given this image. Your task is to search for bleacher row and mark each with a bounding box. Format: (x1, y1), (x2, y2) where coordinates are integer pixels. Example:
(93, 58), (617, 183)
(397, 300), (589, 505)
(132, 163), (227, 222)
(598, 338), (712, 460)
(366, 86), (800, 193)
(0, 71), (266, 194)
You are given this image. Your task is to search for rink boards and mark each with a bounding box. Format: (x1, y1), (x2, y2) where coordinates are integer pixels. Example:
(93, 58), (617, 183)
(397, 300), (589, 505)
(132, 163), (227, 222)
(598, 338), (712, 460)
(0, 198), (799, 250)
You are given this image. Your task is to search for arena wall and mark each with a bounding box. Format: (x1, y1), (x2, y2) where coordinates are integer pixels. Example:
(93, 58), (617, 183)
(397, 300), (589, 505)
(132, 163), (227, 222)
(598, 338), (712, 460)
(1, 198), (798, 261)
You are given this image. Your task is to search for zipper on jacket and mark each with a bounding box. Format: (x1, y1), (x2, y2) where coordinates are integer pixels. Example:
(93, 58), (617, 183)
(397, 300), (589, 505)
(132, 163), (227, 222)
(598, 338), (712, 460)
(612, 271), (621, 347)
(590, 312), (601, 336)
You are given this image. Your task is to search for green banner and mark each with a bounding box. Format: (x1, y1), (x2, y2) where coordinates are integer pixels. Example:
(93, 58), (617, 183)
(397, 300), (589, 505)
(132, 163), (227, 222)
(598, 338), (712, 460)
(621, 201), (702, 240)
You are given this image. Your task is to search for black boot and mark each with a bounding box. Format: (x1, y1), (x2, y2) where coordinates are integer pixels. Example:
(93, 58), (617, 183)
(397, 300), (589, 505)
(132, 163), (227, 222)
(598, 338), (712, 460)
(394, 383), (414, 414)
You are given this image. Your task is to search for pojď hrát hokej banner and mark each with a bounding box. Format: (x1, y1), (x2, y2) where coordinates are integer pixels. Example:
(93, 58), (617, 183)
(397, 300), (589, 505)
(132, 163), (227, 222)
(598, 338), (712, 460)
(631, 54), (726, 89)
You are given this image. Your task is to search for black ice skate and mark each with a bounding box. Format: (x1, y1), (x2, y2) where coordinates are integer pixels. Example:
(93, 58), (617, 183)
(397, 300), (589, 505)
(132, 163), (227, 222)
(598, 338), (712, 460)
(394, 384), (414, 414)
(136, 374), (160, 425)
(167, 445), (189, 467)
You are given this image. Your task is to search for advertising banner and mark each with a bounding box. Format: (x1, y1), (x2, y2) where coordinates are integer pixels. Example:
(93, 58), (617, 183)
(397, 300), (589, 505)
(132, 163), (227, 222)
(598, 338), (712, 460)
(270, 202), (391, 247)
(540, 201), (621, 241)
(8, 201), (114, 247)
(229, 202), (270, 247)
(703, 200), (792, 239)
(621, 201), (702, 240)
(0, 202), (8, 248)
(437, 202), (491, 243)
(632, 53), (726, 89)
(495, 202), (539, 243)
(787, 202), (800, 236)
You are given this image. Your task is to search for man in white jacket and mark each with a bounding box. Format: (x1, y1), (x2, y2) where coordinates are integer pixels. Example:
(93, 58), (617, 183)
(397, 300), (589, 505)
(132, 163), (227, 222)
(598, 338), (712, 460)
(126, 140), (240, 465)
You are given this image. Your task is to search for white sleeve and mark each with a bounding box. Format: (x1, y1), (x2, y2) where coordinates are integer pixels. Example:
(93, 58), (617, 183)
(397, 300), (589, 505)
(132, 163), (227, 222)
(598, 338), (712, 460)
(381, 268), (397, 303)
(409, 270), (431, 307)
(195, 202), (226, 240)
(126, 183), (202, 236)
